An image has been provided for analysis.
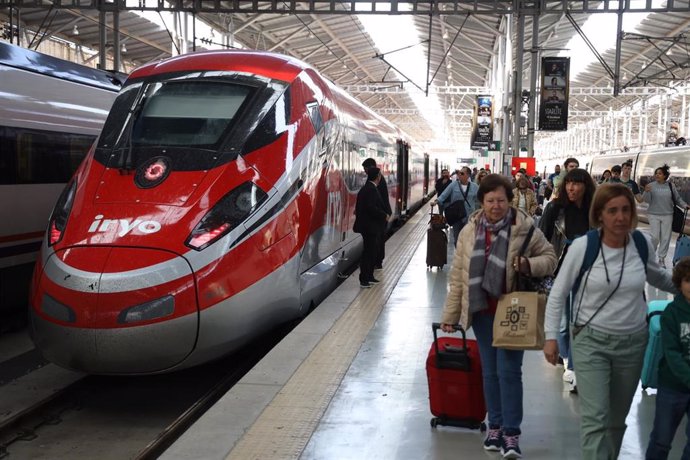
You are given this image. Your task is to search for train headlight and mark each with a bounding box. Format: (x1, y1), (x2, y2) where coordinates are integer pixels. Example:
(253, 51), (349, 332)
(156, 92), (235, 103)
(48, 179), (77, 246)
(186, 182), (268, 251)
(117, 295), (175, 324)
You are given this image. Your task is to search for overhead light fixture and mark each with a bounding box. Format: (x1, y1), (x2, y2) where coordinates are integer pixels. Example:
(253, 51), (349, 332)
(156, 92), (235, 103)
(442, 31), (449, 40)
(342, 62), (347, 69)
(72, 25), (79, 36)
(121, 43), (127, 53)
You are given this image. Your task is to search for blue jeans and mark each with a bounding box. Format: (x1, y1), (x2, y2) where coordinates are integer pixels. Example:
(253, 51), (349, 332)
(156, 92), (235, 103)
(471, 312), (524, 434)
(646, 386), (690, 459)
(452, 219), (466, 248)
(558, 296), (573, 370)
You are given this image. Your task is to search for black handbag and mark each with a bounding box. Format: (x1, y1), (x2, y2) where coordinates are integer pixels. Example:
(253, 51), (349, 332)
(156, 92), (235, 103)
(515, 226), (554, 295)
(670, 183), (687, 234)
(444, 200), (466, 225)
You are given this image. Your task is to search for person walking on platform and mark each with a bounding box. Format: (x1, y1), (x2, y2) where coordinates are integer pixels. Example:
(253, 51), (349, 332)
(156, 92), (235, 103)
(353, 167), (388, 288)
(440, 174), (557, 459)
(512, 176), (538, 216)
(362, 158), (392, 270)
(543, 184), (676, 460)
(539, 168), (596, 391)
(610, 160), (644, 203)
(646, 257), (690, 460)
(434, 168), (452, 214)
(552, 157), (580, 199)
(432, 166), (479, 247)
(643, 164), (690, 268)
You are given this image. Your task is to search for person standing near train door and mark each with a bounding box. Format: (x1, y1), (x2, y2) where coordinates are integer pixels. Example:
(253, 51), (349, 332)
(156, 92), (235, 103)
(362, 158), (392, 271)
(353, 167), (388, 288)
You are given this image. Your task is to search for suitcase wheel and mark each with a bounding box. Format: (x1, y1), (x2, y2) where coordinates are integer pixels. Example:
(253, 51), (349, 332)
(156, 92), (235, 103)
(430, 417), (439, 428)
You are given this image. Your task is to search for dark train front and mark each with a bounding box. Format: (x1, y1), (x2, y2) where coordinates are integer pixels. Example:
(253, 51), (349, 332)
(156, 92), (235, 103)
(29, 51), (405, 374)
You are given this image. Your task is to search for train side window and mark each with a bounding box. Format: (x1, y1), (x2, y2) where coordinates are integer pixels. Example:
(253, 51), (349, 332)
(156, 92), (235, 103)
(243, 90), (290, 154)
(306, 102), (323, 133)
(0, 126), (94, 184)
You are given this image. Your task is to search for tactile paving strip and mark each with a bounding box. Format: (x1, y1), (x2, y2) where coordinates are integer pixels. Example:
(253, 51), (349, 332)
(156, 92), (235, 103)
(226, 208), (431, 460)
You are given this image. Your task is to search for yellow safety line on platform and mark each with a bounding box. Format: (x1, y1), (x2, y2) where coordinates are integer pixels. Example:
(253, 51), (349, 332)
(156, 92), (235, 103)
(226, 208), (432, 460)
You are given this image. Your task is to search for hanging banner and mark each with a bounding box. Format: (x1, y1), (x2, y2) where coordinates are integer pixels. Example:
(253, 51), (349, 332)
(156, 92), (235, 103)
(539, 57), (569, 131)
(471, 95), (493, 149)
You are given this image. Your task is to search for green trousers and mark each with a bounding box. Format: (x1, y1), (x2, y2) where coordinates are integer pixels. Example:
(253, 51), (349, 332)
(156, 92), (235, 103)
(571, 325), (648, 460)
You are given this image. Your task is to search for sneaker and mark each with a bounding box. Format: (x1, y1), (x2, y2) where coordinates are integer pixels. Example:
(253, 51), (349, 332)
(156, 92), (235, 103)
(501, 434), (522, 459)
(569, 375), (578, 394)
(360, 282), (371, 288)
(368, 278), (380, 284)
(374, 264), (383, 270)
(563, 369), (574, 383)
(483, 427), (502, 452)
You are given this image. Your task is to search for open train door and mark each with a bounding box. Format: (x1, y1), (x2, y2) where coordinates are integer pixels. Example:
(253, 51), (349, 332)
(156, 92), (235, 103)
(396, 140), (410, 215)
(423, 153), (430, 196)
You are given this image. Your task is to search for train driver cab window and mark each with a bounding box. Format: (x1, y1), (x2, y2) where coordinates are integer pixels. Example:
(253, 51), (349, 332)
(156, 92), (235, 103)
(132, 81), (252, 148)
(306, 102), (323, 134)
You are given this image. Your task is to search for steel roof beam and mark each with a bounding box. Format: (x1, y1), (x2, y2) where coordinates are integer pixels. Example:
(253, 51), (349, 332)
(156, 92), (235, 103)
(4, 1), (690, 15)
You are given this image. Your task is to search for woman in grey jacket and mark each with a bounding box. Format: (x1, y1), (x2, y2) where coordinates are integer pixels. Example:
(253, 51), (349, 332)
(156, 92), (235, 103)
(643, 164), (690, 267)
(544, 184), (676, 460)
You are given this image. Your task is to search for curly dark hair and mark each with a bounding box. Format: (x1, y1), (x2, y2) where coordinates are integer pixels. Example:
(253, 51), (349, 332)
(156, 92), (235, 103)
(655, 164), (671, 180)
(478, 174), (514, 202)
(554, 168), (597, 208)
(672, 257), (690, 289)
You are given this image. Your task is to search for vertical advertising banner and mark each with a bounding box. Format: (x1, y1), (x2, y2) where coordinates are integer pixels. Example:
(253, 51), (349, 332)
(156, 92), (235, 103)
(539, 57), (569, 131)
(471, 95), (493, 150)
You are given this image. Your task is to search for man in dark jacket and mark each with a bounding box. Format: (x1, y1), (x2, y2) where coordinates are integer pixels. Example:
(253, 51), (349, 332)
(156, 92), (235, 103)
(362, 158), (391, 270)
(353, 167), (388, 288)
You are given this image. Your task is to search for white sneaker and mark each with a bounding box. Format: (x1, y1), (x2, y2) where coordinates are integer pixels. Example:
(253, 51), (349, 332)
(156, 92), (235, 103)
(569, 374), (578, 394)
(563, 369), (574, 383)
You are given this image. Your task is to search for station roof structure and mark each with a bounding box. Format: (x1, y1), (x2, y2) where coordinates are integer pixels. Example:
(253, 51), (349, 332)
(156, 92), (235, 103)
(2, 1), (690, 157)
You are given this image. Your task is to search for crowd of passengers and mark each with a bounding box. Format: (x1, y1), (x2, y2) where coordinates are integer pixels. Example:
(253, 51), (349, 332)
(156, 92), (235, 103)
(426, 159), (690, 459)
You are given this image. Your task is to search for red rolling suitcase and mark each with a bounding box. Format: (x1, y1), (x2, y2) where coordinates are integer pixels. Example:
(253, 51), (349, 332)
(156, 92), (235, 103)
(427, 323), (486, 429)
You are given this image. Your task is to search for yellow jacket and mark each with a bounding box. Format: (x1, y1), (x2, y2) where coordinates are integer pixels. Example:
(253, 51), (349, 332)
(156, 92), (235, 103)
(511, 188), (538, 216)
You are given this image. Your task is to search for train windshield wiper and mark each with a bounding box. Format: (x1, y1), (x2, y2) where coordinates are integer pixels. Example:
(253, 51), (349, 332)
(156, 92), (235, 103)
(117, 102), (143, 172)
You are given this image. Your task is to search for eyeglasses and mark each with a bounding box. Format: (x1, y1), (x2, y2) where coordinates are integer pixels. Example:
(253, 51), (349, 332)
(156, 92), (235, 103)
(458, 172), (466, 176)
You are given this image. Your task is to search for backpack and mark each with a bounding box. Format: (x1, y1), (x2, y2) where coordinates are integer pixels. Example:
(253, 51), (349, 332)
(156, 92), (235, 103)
(571, 229), (649, 299)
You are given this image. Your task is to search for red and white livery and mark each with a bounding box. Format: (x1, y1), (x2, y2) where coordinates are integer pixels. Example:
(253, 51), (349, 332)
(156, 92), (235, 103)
(29, 50), (432, 374)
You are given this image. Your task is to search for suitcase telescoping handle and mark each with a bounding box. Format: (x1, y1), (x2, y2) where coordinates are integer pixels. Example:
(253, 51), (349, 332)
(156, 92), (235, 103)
(432, 322), (467, 354)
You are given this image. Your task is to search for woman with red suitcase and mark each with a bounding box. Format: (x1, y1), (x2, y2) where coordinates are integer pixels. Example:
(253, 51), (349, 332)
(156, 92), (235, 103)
(441, 174), (557, 459)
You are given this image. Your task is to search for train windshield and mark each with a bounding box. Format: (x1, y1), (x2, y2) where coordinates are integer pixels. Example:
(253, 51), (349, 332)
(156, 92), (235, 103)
(130, 81), (250, 147)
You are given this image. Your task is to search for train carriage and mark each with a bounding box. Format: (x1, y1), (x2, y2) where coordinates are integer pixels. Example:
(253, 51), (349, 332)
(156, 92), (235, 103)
(29, 50), (432, 374)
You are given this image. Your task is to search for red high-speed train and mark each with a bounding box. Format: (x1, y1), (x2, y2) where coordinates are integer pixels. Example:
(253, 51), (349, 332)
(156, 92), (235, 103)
(29, 50), (441, 374)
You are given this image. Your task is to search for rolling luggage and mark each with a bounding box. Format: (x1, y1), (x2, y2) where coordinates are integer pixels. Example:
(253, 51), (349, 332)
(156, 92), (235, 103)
(427, 323), (486, 429)
(641, 299), (672, 390)
(426, 206), (447, 270)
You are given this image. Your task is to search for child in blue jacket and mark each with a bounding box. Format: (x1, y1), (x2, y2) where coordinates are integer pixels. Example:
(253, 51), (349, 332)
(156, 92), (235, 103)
(646, 257), (690, 459)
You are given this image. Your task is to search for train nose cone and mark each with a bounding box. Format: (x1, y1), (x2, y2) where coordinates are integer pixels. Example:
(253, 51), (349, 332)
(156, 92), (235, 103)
(31, 247), (199, 374)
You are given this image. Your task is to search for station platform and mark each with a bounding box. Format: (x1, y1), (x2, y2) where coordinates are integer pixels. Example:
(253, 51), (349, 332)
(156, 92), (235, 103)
(162, 203), (685, 460)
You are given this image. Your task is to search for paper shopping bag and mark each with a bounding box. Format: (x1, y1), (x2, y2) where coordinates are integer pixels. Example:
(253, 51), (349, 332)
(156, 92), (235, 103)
(492, 291), (545, 350)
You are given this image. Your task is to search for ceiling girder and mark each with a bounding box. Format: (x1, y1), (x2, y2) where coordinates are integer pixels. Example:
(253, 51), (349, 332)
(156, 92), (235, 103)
(3, 0), (690, 15)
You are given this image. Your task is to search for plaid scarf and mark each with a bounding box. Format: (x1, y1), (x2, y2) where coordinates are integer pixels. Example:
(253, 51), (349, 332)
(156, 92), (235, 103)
(468, 208), (513, 313)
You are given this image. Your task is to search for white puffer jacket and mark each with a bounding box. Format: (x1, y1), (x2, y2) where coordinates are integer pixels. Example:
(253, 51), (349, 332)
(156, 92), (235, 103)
(441, 208), (558, 330)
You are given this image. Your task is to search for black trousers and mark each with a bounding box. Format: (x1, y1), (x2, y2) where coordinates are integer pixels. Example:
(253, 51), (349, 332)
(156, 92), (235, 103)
(376, 232), (385, 268)
(360, 231), (380, 283)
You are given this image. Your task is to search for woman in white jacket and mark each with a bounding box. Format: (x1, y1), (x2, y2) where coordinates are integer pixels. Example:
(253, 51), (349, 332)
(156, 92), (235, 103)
(543, 183), (676, 460)
(441, 174), (557, 459)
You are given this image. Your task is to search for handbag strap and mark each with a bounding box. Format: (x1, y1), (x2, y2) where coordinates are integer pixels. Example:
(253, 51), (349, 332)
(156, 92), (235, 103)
(669, 182), (677, 206)
(514, 225), (536, 290)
